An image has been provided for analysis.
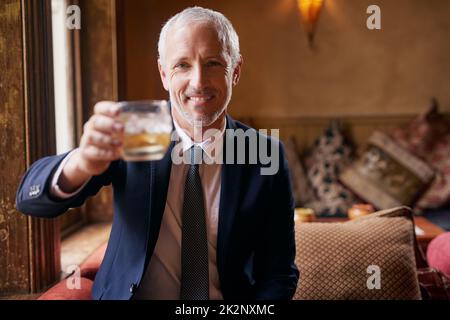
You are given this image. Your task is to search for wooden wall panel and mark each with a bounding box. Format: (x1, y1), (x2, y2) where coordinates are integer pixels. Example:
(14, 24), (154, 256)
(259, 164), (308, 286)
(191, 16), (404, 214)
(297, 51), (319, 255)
(249, 113), (450, 155)
(1, 0), (61, 296)
(0, 0), (30, 295)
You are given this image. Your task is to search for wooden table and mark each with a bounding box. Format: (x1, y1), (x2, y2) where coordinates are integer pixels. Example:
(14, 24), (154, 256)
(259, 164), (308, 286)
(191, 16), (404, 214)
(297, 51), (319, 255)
(413, 217), (446, 253)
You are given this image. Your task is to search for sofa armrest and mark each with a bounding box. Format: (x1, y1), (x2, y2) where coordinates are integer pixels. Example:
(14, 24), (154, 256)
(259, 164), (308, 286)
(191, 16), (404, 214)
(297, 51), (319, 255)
(38, 277), (94, 300)
(79, 242), (107, 281)
(38, 242), (107, 300)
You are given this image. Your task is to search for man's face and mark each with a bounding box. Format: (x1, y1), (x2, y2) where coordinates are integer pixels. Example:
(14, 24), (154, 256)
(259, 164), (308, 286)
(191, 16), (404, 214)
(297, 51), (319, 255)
(158, 22), (241, 128)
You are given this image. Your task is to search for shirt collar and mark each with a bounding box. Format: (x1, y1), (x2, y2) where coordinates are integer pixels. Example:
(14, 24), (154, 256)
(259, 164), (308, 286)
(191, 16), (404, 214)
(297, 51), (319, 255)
(172, 115), (226, 161)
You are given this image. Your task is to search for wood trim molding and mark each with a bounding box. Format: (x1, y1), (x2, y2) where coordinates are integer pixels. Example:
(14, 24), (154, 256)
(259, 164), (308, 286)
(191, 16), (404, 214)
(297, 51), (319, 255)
(56, 0), (88, 235)
(21, 0), (60, 293)
(78, 0), (118, 223)
(22, 0), (56, 165)
(115, 0), (127, 100)
(69, 3), (84, 145)
(245, 113), (450, 153)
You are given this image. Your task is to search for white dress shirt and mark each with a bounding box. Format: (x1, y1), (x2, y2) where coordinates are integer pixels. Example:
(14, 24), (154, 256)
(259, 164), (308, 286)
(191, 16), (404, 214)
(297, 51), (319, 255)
(134, 118), (225, 300)
(51, 116), (226, 300)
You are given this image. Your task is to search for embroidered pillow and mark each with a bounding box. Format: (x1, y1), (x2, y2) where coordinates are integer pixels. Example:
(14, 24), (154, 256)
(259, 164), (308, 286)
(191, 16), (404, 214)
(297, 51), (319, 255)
(303, 122), (359, 217)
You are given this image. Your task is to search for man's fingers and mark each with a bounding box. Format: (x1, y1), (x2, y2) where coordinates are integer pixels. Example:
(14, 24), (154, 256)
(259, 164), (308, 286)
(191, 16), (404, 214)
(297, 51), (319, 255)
(87, 114), (124, 134)
(78, 101), (125, 165)
(94, 101), (121, 117)
(87, 131), (122, 148)
(81, 145), (121, 161)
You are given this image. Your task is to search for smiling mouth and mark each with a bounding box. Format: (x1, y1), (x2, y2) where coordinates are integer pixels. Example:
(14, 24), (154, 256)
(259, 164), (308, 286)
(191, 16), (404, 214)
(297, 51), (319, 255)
(186, 95), (214, 105)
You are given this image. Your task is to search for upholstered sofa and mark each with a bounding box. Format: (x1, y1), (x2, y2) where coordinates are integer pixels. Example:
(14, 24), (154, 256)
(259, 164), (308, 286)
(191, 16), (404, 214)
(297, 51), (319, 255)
(38, 241), (106, 300)
(38, 207), (450, 300)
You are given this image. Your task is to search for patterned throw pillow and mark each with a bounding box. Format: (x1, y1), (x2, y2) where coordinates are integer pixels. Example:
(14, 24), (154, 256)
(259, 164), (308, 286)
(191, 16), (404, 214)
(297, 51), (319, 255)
(294, 206), (422, 300)
(390, 102), (450, 210)
(303, 122), (359, 217)
(339, 131), (435, 210)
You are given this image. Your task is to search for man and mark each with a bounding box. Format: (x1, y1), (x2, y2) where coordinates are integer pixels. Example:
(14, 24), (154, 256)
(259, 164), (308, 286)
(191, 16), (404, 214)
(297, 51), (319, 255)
(16, 7), (298, 300)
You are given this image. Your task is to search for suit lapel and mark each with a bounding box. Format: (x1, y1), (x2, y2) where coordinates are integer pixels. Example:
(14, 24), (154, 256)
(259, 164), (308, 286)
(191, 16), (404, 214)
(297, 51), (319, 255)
(217, 116), (242, 279)
(144, 138), (176, 269)
(150, 100), (176, 230)
(150, 140), (175, 224)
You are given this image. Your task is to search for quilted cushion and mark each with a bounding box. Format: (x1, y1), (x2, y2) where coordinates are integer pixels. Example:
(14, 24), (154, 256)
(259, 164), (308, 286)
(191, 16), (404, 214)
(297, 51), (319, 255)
(294, 206), (421, 300)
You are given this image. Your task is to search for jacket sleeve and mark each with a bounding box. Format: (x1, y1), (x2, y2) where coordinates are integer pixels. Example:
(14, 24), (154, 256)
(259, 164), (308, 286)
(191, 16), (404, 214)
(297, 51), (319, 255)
(254, 141), (300, 300)
(15, 151), (117, 218)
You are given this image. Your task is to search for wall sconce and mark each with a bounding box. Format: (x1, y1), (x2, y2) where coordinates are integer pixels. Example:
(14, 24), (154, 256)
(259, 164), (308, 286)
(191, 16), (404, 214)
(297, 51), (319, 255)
(297, 0), (324, 47)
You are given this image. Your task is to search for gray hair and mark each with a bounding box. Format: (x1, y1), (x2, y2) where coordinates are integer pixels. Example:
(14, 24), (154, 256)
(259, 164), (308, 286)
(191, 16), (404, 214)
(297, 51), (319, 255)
(158, 6), (240, 68)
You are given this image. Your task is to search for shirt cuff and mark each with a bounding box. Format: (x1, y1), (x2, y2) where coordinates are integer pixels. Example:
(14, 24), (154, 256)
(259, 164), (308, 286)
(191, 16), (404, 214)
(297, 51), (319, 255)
(50, 149), (91, 199)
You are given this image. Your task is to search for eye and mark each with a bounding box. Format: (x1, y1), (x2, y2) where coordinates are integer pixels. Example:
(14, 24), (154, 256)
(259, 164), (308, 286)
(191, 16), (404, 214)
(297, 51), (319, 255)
(206, 60), (222, 67)
(174, 62), (189, 69)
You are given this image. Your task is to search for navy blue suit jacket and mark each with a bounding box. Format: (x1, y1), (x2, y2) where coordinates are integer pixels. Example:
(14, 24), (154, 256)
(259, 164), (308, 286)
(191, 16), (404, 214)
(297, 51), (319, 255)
(16, 115), (299, 300)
